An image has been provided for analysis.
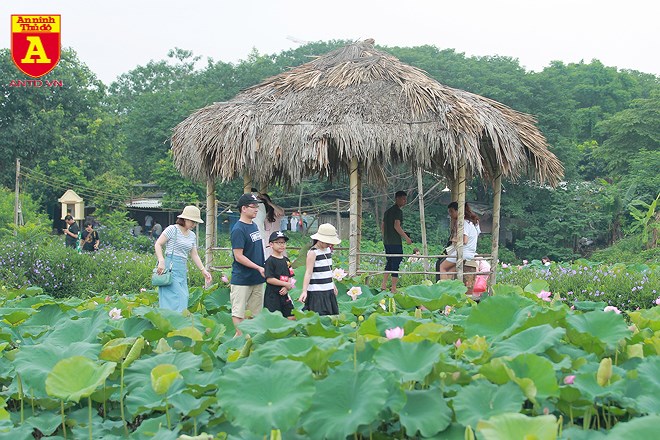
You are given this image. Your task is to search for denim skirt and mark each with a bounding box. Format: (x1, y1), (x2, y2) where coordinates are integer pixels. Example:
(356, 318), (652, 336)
(158, 255), (188, 312)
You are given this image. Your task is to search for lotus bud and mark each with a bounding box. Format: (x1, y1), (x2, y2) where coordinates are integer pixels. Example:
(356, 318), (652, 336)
(465, 425), (475, 440)
(596, 357), (612, 386)
(415, 308), (422, 319)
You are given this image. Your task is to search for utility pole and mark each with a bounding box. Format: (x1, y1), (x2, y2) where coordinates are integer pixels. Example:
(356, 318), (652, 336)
(14, 158), (21, 235)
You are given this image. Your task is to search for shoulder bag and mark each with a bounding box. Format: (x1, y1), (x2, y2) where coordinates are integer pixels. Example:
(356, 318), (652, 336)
(151, 226), (177, 287)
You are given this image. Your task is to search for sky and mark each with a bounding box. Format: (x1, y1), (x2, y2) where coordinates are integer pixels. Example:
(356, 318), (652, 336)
(2, 0), (659, 85)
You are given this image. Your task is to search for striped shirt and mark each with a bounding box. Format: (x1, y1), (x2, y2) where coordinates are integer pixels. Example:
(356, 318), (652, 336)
(163, 225), (197, 259)
(308, 247), (334, 293)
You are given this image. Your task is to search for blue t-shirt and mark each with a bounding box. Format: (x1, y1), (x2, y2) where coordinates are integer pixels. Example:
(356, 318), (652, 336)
(230, 220), (265, 285)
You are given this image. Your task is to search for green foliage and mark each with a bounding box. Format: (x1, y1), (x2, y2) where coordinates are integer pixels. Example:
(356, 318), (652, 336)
(0, 187), (50, 239)
(0, 236), (203, 297)
(1, 276), (659, 437)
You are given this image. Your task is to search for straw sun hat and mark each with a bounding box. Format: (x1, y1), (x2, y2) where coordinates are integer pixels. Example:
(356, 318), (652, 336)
(177, 205), (204, 223)
(311, 223), (341, 245)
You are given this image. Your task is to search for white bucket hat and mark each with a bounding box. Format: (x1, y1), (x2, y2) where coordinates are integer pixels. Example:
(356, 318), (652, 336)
(177, 205), (204, 223)
(311, 223), (341, 245)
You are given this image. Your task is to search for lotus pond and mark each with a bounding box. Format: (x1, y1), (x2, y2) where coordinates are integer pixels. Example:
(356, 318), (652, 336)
(1, 272), (660, 439)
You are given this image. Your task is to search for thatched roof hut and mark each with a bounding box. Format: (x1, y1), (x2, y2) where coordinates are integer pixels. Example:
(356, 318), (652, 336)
(172, 39), (563, 282)
(172, 39), (563, 187)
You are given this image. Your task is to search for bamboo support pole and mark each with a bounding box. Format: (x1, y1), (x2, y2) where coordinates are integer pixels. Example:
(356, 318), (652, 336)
(490, 172), (502, 289)
(456, 162), (467, 281)
(205, 178), (216, 270)
(336, 199), (341, 238)
(417, 168), (429, 273)
(357, 163), (363, 270)
(349, 158), (359, 277)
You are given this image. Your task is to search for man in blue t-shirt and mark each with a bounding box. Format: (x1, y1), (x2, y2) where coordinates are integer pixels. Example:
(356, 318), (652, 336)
(230, 193), (266, 335)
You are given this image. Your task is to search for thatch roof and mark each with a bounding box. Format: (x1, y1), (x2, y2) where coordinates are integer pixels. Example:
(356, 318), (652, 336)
(171, 39), (563, 187)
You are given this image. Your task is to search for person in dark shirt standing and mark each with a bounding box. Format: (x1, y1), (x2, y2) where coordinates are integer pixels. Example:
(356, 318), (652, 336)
(80, 223), (100, 252)
(264, 231), (295, 319)
(63, 215), (80, 249)
(230, 193), (266, 336)
(381, 191), (412, 292)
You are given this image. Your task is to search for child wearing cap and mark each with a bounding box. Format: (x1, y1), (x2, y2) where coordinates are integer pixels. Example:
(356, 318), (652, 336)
(300, 223), (341, 315)
(264, 231), (295, 320)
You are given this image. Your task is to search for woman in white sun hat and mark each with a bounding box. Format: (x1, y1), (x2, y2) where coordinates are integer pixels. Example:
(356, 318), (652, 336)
(154, 206), (212, 312)
(300, 223), (341, 315)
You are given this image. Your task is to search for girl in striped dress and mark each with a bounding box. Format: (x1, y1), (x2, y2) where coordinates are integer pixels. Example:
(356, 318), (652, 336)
(299, 223), (341, 315)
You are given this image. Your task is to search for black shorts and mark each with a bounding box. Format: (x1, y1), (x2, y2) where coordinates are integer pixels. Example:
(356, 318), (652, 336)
(384, 244), (404, 277)
(263, 290), (294, 318)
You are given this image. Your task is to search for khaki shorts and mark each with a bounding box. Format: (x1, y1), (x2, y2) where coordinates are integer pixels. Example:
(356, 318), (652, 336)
(230, 284), (265, 319)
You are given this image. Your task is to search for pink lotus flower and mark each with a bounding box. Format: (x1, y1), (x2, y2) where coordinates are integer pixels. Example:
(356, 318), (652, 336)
(443, 305), (453, 315)
(108, 308), (122, 320)
(105, 295), (111, 303)
(332, 268), (347, 281)
(347, 286), (362, 301)
(563, 375), (576, 385)
(604, 306), (621, 314)
(454, 338), (462, 348)
(140, 288), (147, 292)
(501, 263), (509, 269)
(385, 327), (404, 339)
(537, 290), (552, 302)
(654, 297), (660, 306)
(523, 259), (528, 265)
(221, 275), (229, 283)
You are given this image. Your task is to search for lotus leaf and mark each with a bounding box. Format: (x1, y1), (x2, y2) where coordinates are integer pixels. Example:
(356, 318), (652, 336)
(465, 295), (537, 340)
(524, 279), (550, 295)
(623, 356), (660, 413)
(253, 336), (344, 372)
(358, 314), (421, 337)
(150, 363), (181, 394)
(560, 426), (607, 440)
(237, 310), (299, 338)
(99, 337), (136, 362)
(14, 341), (101, 398)
(490, 284), (524, 296)
(605, 414), (660, 439)
(507, 353), (560, 401)
(167, 326), (204, 341)
(43, 314), (107, 346)
(124, 351), (201, 391)
(398, 388), (451, 437)
(45, 356), (116, 402)
(374, 339), (447, 382)
(202, 287), (230, 312)
(628, 307), (660, 332)
(572, 300), (608, 311)
(122, 316), (154, 338)
(402, 322), (450, 343)
(397, 281), (466, 311)
(476, 413), (558, 440)
(216, 360), (314, 434)
(301, 365), (387, 439)
(0, 308), (36, 325)
(125, 380), (185, 415)
(453, 381), (525, 428)
(23, 412), (62, 436)
(566, 311), (630, 353)
(123, 337), (145, 368)
(492, 324), (565, 357)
